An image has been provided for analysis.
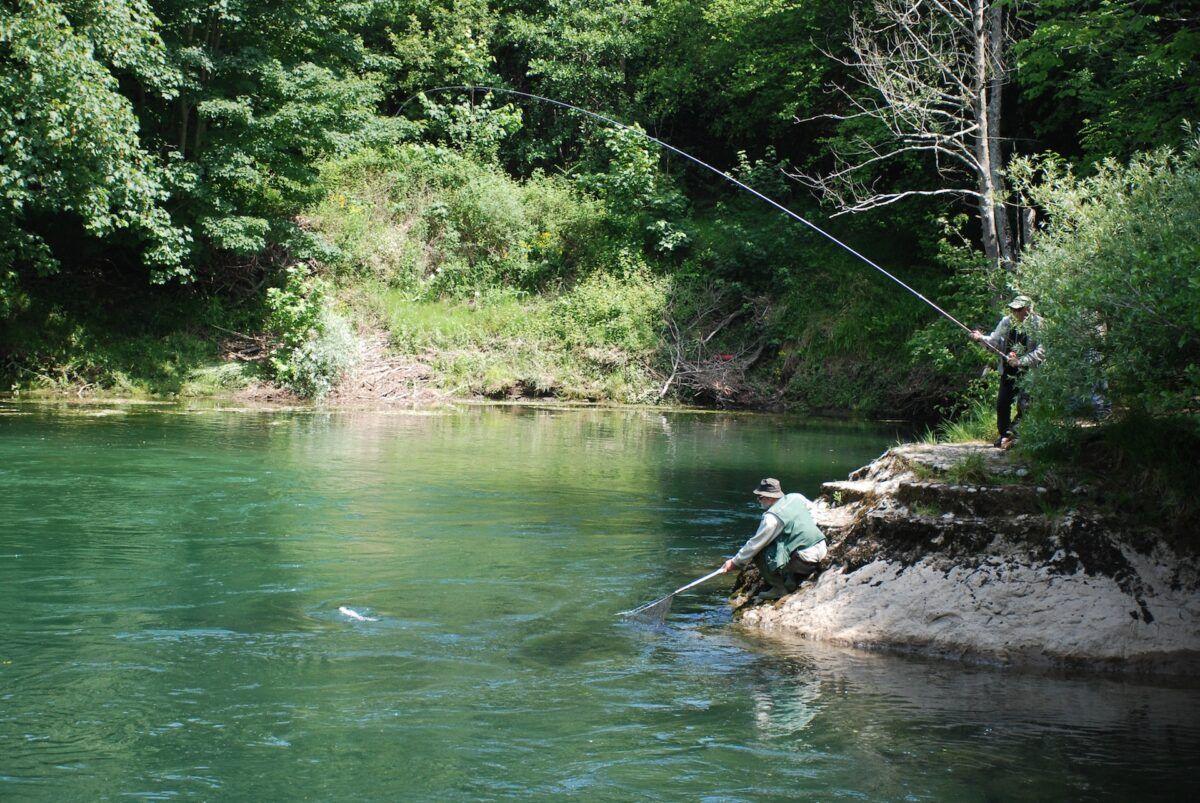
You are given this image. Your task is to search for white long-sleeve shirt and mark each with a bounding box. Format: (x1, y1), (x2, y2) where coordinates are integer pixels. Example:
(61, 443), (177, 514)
(732, 498), (828, 567)
(732, 512), (783, 567)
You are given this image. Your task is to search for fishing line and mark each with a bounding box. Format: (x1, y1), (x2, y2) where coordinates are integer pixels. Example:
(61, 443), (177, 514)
(398, 85), (1004, 356)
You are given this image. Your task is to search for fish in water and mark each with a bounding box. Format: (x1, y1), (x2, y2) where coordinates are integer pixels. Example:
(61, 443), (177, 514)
(338, 606), (378, 622)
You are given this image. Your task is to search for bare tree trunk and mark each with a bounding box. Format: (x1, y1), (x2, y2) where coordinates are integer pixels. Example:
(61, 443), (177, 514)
(976, 186), (1002, 268)
(972, 0), (1001, 269)
(986, 0), (1014, 269)
(795, 0), (1017, 272)
(1020, 206), (1036, 251)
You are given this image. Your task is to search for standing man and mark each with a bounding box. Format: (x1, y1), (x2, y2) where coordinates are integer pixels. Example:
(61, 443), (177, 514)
(721, 478), (827, 600)
(971, 295), (1045, 448)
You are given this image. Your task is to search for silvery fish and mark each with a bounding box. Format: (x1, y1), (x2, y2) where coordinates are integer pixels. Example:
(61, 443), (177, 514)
(338, 606), (378, 622)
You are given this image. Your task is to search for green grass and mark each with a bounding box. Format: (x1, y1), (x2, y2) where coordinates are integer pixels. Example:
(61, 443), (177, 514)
(8, 335), (257, 399)
(908, 450), (1023, 487)
(361, 286), (542, 350)
(2, 277), (265, 400)
(943, 452), (992, 485)
(176, 362), (257, 397)
(918, 395), (996, 444)
(345, 278), (666, 403)
(910, 500), (943, 517)
(5, 326), (253, 399)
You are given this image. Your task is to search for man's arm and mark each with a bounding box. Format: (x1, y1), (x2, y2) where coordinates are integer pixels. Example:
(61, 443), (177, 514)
(1018, 319), (1045, 367)
(1018, 343), (1045, 367)
(974, 316), (1009, 351)
(721, 513), (782, 573)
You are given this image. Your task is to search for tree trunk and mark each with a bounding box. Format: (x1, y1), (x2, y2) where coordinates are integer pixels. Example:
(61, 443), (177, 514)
(986, 1), (1014, 269)
(971, 0), (1002, 270)
(193, 112), (206, 155)
(177, 96), (190, 155)
(977, 185), (1002, 268)
(193, 19), (220, 156)
(1020, 206), (1036, 250)
(177, 22), (194, 155)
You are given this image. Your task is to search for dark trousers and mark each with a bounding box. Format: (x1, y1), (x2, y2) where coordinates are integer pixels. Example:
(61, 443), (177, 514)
(997, 373), (1027, 438)
(755, 549), (823, 593)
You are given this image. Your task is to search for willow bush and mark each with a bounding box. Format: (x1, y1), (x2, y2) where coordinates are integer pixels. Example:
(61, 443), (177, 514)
(1014, 142), (1200, 437)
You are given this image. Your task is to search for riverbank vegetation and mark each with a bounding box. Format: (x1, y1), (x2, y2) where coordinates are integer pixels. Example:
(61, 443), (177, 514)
(2, 1), (1197, 491)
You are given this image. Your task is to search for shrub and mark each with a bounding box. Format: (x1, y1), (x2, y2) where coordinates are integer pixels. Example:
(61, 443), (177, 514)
(309, 146), (606, 295)
(519, 172), (606, 286)
(577, 126), (689, 254)
(1006, 143), (1200, 539)
(270, 310), (358, 399)
(266, 266), (357, 398)
(550, 268), (668, 354)
(1012, 143), (1200, 439)
(905, 219), (1007, 379)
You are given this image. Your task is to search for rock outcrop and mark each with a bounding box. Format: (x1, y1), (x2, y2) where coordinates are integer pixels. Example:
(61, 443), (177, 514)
(734, 443), (1200, 675)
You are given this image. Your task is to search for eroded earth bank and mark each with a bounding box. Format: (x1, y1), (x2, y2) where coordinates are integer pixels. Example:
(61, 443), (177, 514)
(733, 443), (1200, 675)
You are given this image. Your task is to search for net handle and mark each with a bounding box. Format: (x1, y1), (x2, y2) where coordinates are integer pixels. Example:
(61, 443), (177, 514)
(619, 566), (727, 617)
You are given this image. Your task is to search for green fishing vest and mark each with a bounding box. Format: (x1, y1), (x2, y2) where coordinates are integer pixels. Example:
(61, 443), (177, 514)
(762, 493), (825, 572)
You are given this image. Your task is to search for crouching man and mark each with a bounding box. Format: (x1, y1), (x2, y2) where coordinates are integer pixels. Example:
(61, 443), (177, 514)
(721, 478), (827, 600)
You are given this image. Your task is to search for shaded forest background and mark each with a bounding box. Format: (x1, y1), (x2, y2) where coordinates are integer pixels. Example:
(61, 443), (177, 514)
(1, 0), (1197, 472)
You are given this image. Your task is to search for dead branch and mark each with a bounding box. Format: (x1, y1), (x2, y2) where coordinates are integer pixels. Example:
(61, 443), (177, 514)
(658, 287), (772, 406)
(793, 0), (1018, 269)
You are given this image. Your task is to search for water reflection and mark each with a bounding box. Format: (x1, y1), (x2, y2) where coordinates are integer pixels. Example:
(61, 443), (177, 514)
(750, 671), (822, 738)
(731, 630), (1200, 798)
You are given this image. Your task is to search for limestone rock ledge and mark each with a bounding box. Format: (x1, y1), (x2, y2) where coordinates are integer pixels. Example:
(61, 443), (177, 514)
(735, 443), (1200, 675)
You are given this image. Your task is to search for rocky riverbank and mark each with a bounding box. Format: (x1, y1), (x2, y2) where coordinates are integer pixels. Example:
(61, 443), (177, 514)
(733, 443), (1200, 675)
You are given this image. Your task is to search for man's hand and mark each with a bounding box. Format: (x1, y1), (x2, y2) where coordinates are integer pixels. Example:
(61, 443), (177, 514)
(970, 330), (984, 342)
(721, 558), (738, 574)
(1007, 351), (1020, 367)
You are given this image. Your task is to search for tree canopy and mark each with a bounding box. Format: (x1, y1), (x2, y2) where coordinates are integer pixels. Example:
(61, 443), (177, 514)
(2, 0), (1196, 428)
(3, 0), (1193, 284)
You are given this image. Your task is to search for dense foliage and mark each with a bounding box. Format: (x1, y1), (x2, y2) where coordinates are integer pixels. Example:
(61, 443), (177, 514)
(1015, 0), (1200, 165)
(311, 145), (606, 294)
(0, 0), (185, 293)
(1, 0), (1196, 423)
(1015, 143), (1200, 430)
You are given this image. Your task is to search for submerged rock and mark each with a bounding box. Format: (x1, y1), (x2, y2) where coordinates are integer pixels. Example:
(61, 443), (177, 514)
(734, 443), (1200, 675)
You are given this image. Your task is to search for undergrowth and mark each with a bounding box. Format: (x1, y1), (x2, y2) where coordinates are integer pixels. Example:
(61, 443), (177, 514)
(920, 374), (998, 443)
(346, 273), (667, 402)
(1029, 414), (1200, 546)
(308, 143), (972, 412)
(1, 277), (261, 398)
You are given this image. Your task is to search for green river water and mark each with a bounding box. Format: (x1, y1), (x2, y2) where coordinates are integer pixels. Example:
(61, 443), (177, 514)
(1, 401), (1197, 800)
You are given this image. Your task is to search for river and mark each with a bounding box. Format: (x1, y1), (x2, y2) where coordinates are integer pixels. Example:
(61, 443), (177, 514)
(1, 401), (1196, 799)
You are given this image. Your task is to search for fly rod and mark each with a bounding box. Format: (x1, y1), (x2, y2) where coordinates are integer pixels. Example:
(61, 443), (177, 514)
(398, 85), (1007, 357)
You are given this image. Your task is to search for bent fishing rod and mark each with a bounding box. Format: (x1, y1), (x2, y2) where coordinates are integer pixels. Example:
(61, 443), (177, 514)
(398, 85), (1005, 358)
